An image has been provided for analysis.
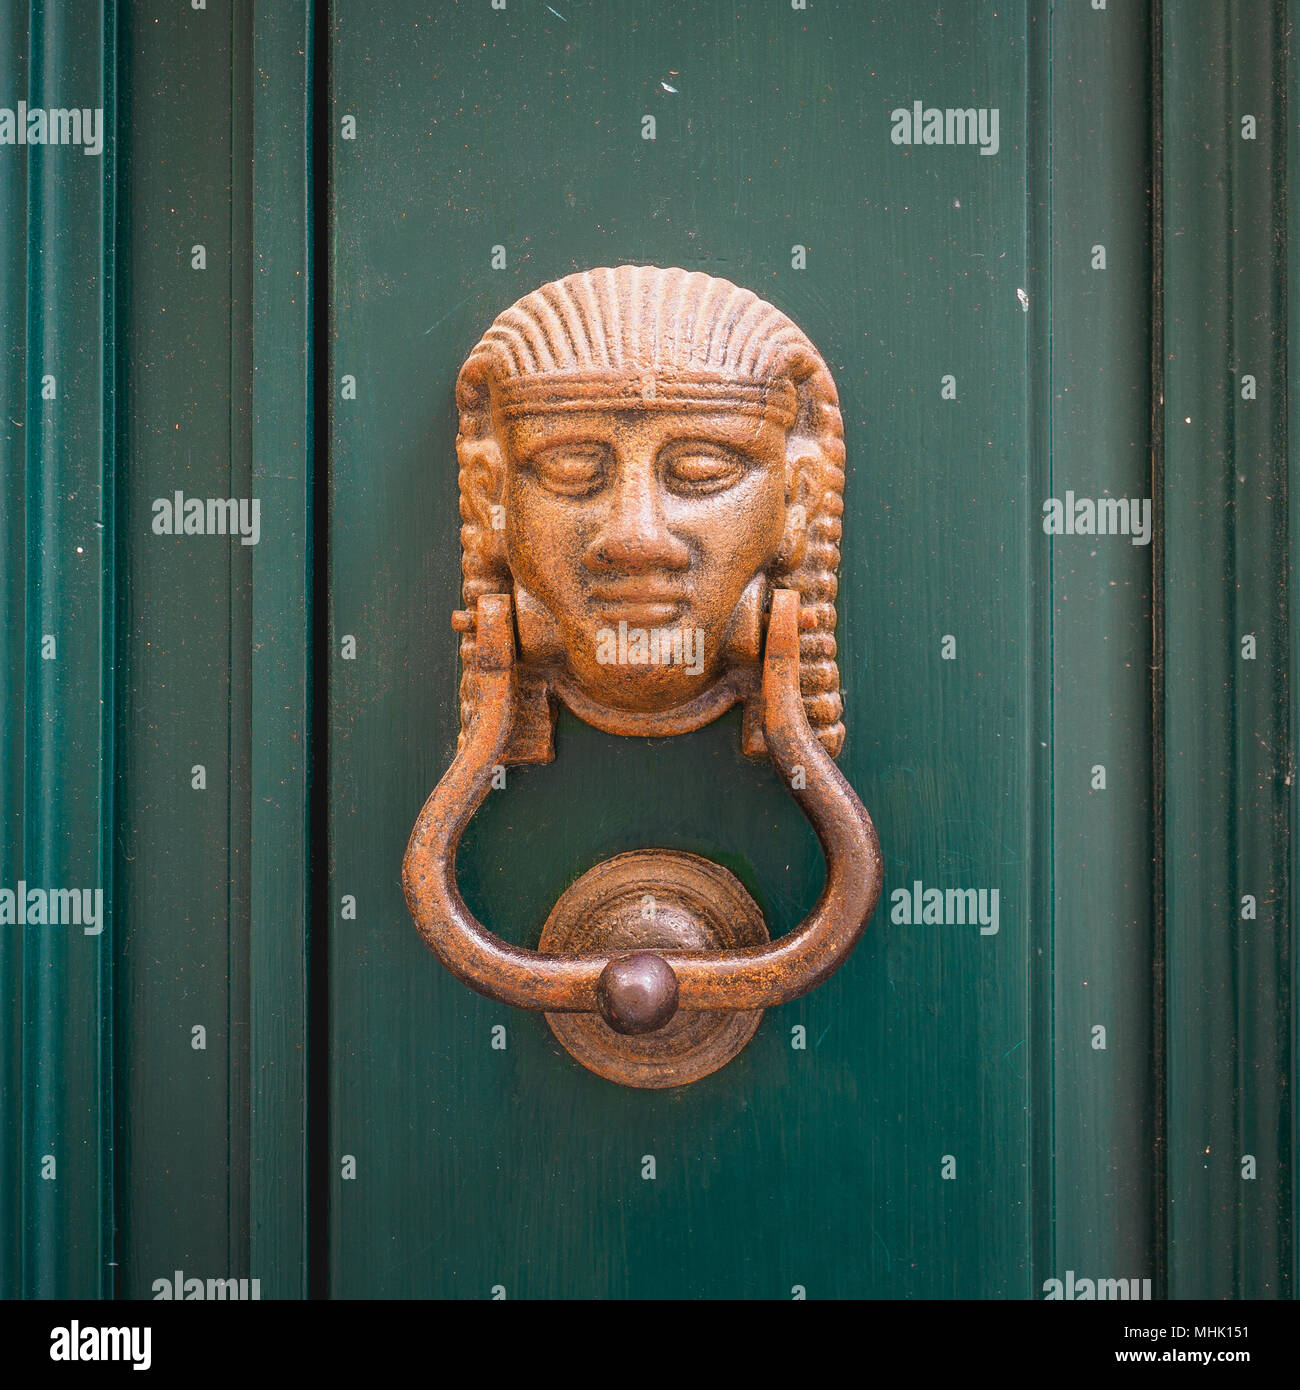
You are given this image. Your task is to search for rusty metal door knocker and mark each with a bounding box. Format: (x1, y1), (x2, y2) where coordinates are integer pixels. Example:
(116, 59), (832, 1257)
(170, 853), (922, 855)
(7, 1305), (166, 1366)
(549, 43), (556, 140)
(403, 266), (883, 1088)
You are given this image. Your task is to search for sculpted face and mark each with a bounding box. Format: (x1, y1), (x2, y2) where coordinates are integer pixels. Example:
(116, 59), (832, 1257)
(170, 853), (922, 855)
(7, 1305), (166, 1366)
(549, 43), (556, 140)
(454, 265), (844, 750)
(500, 406), (794, 712)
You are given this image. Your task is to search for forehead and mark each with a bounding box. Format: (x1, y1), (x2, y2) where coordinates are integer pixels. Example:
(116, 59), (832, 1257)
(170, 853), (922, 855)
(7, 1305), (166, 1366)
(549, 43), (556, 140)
(499, 407), (786, 458)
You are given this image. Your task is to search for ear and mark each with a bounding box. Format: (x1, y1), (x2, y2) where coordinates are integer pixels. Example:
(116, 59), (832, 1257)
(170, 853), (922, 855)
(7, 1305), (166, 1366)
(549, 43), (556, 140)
(459, 435), (507, 564)
(779, 438), (820, 569)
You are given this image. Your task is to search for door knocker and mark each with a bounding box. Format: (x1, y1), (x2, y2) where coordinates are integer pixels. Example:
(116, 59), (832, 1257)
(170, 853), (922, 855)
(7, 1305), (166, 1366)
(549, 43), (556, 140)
(403, 265), (882, 1087)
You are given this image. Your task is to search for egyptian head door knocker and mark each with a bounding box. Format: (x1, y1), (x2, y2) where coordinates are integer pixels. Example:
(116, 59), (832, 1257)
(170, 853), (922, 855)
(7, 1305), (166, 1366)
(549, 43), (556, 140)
(403, 265), (883, 1088)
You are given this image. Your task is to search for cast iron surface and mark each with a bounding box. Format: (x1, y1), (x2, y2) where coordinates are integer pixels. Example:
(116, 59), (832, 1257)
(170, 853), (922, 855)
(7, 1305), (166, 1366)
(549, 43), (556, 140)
(539, 850), (769, 1088)
(402, 587), (882, 1021)
(402, 267), (883, 1084)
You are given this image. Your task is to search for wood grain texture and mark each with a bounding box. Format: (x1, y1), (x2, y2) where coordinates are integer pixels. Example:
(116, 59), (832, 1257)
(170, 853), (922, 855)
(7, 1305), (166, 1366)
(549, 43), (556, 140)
(1041, 0), (1160, 1295)
(0, 0), (117, 1301)
(328, 0), (1036, 1299)
(1162, 0), (1293, 1300)
(249, 0), (314, 1300)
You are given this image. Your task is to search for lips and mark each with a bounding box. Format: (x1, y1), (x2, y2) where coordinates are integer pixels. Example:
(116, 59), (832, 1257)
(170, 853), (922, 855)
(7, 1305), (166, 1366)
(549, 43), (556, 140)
(587, 580), (686, 624)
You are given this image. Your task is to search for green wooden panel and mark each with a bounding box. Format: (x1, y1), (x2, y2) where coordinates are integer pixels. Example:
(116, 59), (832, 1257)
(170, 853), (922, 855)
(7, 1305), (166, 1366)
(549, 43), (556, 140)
(327, 0), (1038, 1299)
(1291, 0), (1300, 1305)
(249, 0), (316, 1300)
(0, 0), (32, 1303)
(1041, 0), (1161, 1291)
(0, 0), (313, 1305)
(114, 0), (251, 1294)
(0, 0), (118, 1300)
(111, 0), (314, 1299)
(1162, 0), (1293, 1300)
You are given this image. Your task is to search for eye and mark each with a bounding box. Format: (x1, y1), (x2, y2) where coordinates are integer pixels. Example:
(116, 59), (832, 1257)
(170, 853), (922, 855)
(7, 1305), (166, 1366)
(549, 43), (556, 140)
(528, 444), (608, 496)
(662, 445), (746, 495)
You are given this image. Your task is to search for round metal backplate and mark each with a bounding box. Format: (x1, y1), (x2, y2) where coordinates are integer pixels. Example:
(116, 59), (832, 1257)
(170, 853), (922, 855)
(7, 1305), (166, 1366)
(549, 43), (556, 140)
(539, 850), (770, 1089)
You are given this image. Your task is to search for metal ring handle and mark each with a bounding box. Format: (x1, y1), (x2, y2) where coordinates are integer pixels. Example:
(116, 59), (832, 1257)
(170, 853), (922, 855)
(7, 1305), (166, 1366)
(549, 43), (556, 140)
(401, 587), (883, 1021)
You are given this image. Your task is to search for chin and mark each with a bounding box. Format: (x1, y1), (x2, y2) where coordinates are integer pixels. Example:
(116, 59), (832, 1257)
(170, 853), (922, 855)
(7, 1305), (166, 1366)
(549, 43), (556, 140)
(581, 670), (716, 714)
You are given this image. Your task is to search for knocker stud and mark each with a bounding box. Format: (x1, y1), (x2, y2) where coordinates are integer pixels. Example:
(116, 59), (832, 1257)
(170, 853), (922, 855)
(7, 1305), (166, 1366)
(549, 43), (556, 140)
(403, 265), (883, 1088)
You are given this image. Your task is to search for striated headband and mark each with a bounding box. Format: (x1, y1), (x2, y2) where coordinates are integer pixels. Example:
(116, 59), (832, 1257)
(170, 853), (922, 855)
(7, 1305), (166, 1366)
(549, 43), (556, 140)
(493, 370), (799, 426)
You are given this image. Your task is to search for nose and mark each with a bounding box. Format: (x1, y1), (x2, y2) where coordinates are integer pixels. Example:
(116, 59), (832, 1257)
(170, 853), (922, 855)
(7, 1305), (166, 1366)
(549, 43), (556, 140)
(583, 458), (690, 574)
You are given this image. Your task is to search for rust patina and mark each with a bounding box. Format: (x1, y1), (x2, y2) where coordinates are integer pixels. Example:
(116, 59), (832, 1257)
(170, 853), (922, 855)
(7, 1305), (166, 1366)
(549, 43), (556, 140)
(403, 266), (882, 1087)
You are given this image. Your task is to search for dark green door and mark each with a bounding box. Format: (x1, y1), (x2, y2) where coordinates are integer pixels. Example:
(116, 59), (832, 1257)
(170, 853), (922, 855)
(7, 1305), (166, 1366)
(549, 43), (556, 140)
(1, 0), (1293, 1304)
(326, 0), (1044, 1300)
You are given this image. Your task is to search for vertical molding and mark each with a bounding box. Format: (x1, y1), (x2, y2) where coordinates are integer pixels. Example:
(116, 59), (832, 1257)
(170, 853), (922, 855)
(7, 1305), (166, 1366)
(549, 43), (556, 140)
(18, 0), (115, 1298)
(112, 0), (312, 1299)
(1163, 0), (1292, 1300)
(99, 0), (120, 1301)
(98, 0), (315, 1298)
(1027, 0), (1056, 1299)
(249, 0), (314, 1298)
(225, 0), (255, 1285)
(115, 0), (240, 1294)
(1147, 0), (1168, 1298)
(0, 0), (316, 1300)
(1045, 0), (1160, 1290)
(0, 0), (29, 1302)
(1290, 0), (1300, 1306)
